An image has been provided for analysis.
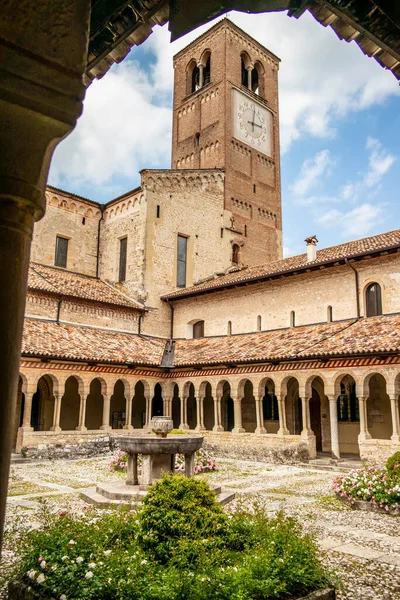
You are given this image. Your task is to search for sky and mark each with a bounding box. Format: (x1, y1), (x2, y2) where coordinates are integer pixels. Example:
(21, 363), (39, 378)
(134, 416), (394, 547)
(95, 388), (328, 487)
(49, 9), (400, 257)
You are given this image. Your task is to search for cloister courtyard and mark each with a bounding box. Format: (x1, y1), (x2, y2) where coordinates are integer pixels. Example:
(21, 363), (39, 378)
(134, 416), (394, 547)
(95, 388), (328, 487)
(1, 455), (400, 600)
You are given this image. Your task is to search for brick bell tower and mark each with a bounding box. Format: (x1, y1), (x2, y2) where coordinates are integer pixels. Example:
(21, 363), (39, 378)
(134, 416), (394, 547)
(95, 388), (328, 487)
(172, 18), (282, 267)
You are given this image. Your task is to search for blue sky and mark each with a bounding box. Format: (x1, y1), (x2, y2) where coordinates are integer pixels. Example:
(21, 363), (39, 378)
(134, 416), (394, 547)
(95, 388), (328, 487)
(49, 10), (400, 257)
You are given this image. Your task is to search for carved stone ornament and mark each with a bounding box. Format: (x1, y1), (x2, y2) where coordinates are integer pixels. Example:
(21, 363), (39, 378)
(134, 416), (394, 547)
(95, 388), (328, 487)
(151, 416), (174, 438)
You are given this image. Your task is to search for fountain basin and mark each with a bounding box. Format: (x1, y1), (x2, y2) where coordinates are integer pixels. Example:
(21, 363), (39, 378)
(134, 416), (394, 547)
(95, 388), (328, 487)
(117, 434), (203, 455)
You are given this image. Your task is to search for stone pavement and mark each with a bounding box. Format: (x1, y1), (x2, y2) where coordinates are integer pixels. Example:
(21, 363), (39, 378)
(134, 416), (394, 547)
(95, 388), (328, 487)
(2, 456), (400, 599)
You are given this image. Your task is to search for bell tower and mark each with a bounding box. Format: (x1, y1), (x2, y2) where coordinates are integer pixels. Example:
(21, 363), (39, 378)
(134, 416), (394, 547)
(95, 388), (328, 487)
(172, 18), (282, 266)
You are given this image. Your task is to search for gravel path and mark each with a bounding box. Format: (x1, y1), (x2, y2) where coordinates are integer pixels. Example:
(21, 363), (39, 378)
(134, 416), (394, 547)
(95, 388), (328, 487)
(2, 456), (400, 599)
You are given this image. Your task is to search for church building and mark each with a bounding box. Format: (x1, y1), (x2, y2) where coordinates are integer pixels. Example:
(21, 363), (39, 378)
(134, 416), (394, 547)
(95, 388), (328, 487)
(16, 19), (400, 464)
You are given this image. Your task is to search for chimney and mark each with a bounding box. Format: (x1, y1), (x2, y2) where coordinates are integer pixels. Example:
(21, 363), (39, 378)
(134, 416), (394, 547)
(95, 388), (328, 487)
(305, 235), (318, 262)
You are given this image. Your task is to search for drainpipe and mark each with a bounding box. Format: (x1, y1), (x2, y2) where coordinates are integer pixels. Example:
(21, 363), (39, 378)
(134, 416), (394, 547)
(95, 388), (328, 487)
(345, 258), (360, 318)
(168, 301), (174, 340)
(138, 313), (142, 335)
(56, 297), (62, 324)
(96, 206), (104, 279)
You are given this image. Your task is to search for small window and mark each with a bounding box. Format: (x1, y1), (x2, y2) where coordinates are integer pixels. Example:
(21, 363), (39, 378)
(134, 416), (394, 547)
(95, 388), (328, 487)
(55, 236), (68, 268)
(203, 55), (211, 86)
(194, 132), (200, 147)
(253, 184), (256, 193)
(177, 235), (188, 288)
(191, 65), (200, 92)
(193, 320), (204, 339)
(119, 237), (127, 282)
(290, 310), (295, 327)
(232, 244), (240, 265)
(327, 305), (333, 323)
(156, 205), (160, 218)
(257, 315), (262, 331)
(366, 282), (382, 317)
(227, 321), (232, 336)
(244, 224), (247, 237)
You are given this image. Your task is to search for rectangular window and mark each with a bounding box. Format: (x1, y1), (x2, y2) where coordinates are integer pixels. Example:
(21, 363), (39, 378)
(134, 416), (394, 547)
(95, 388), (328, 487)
(55, 236), (68, 268)
(119, 237), (127, 282)
(177, 235), (188, 288)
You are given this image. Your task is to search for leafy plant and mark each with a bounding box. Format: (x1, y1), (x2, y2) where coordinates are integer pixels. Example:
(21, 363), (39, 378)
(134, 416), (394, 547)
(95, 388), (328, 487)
(386, 451), (400, 476)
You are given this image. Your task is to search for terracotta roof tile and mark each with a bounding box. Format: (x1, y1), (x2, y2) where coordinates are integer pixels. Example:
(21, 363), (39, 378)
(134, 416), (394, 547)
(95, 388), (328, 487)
(172, 315), (400, 366)
(28, 263), (143, 310)
(22, 319), (165, 365)
(163, 229), (400, 300)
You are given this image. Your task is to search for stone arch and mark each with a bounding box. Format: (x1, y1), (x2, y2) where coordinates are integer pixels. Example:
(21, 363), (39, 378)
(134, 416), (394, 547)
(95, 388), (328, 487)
(253, 60), (265, 95)
(31, 375), (55, 432)
(183, 381), (196, 429)
(171, 383), (180, 429)
(259, 376), (278, 433)
(110, 379), (126, 429)
(217, 380), (234, 432)
(282, 376), (302, 435)
(239, 378), (257, 433)
(60, 375), (83, 430)
(335, 373), (360, 455)
(152, 382), (163, 418)
(132, 380), (147, 429)
(85, 377), (106, 430)
(306, 375), (328, 452)
(365, 372), (391, 440)
(198, 380), (214, 431)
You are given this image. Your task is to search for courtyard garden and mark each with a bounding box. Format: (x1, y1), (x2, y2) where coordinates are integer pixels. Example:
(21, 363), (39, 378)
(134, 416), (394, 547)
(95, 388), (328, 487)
(2, 455), (400, 599)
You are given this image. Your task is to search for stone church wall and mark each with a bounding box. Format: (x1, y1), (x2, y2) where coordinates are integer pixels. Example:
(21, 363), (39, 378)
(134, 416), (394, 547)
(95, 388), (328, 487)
(172, 254), (400, 338)
(31, 189), (101, 276)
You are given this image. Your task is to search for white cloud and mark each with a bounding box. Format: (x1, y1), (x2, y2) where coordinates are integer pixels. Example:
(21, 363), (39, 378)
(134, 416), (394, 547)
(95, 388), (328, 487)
(364, 137), (396, 187)
(316, 203), (385, 238)
(290, 149), (334, 197)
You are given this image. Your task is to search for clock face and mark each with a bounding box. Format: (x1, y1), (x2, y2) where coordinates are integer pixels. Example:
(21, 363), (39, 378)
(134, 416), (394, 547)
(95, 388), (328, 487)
(232, 89), (272, 156)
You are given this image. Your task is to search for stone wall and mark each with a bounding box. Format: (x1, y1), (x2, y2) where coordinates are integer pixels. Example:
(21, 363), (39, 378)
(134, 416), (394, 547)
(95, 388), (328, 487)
(172, 254), (400, 338)
(359, 438), (400, 463)
(31, 188), (101, 276)
(18, 430), (113, 460)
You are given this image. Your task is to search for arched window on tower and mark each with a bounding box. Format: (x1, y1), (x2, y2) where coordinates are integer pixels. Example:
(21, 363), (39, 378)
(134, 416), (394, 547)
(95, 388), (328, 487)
(232, 244), (240, 265)
(227, 321), (232, 336)
(193, 320), (204, 339)
(194, 132), (200, 147)
(252, 62), (264, 96)
(241, 52), (252, 88)
(365, 282), (382, 317)
(203, 54), (211, 86)
(192, 64), (200, 92)
(290, 310), (295, 327)
(327, 305), (333, 323)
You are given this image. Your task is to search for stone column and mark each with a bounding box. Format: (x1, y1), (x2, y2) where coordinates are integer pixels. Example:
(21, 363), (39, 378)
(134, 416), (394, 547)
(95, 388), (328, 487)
(246, 65), (253, 90)
(50, 394), (62, 432)
(213, 394), (224, 432)
(141, 455), (154, 486)
(358, 397), (372, 442)
(198, 64), (204, 89)
(0, 0), (92, 554)
(123, 396), (133, 431)
(145, 397), (151, 430)
(76, 393), (87, 431)
(126, 454), (138, 486)
(185, 452), (195, 478)
(390, 396), (400, 442)
(301, 397), (312, 436)
(180, 396), (189, 430)
(276, 394), (289, 435)
(196, 396), (206, 431)
(100, 395), (111, 431)
(164, 396), (172, 418)
(232, 397), (245, 434)
(328, 396), (341, 460)
(255, 395), (266, 434)
(22, 382), (37, 430)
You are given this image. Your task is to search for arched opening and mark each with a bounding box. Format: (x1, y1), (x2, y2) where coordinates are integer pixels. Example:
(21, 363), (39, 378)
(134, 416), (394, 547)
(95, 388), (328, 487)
(85, 378), (103, 430)
(232, 244), (240, 265)
(220, 381), (234, 432)
(241, 52), (251, 88)
(203, 53), (211, 86)
(257, 315), (262, 331)
(194, 132), (200, 147)
(337, 375), (360, 455)
(262, 379), (279, 434)
(132, 381), (146, 429)
(285, 378), (302, 435)
(152, 383), (163, 418)
(327, 305), (333, 322)
(31, 376), (54, 431)
(171, 384), (180, 429)
(241, 380), (257, 433)
(185, 383), (197, 429)
(60, 376), (80, 430)
(188, 59), (200, 94)
(110, 380), (126, 429)
(193, 320), (204, 338)
(227, 320), (232, 336)
(203, 382), (214, 430)
(309, 377), (327, 452)
(365, 282), (382, 317)
(252, 61), (264, 95)
(366, 374), (391, 440)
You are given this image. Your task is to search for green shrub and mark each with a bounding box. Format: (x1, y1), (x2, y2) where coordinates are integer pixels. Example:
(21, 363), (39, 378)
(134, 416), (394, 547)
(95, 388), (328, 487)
(386, 451), (400, 475)
(9, 477), (332, 599)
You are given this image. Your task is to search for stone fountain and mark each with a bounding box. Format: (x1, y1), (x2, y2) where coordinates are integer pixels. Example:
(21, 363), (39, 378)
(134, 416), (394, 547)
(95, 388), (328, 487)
(81, 417), (235, 506)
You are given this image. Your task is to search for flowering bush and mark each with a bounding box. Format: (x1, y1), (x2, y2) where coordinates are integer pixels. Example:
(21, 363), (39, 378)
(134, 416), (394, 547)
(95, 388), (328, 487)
(108, 448), (218, 474)
(10, 476), (332, 599)
(333, 460), (400, 512)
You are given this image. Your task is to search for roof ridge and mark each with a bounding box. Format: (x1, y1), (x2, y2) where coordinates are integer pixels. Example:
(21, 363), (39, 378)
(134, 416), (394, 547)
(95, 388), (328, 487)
(29, 264), (60, 295)
(30, 262), (101, 281)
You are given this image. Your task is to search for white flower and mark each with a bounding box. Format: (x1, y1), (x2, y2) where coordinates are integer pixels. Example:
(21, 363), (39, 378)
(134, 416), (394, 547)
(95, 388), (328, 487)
(27, 570), (36, 580)
(85, 571), (93, 580)
(233, 567), (238, 572)
(103, 550), (112, 556)
(60, 595), (67, 600)
(108, 578), (112, 584)
(61, 556), (68, 562)
(40, 560), (46, 569)
(76, 557), (83, 564)
(88, 562), (96, 569)
(141, 559), (147, 565)
(68, 540), (76, 545)
(37, 573), (45, 584)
